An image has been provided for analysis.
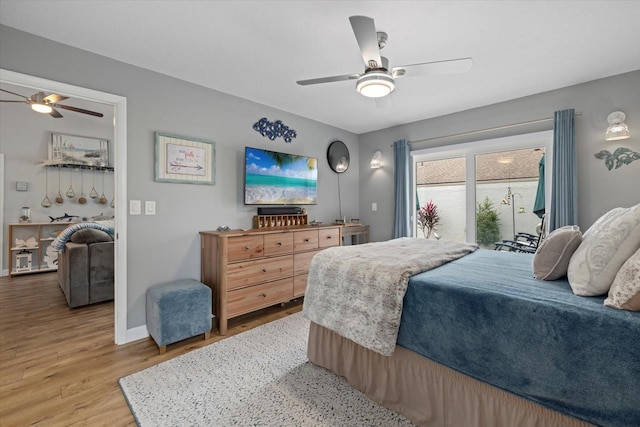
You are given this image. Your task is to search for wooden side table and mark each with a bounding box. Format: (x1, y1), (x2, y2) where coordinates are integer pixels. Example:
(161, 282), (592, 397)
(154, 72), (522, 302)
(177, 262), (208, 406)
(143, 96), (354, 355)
(341, 224), (369, 245)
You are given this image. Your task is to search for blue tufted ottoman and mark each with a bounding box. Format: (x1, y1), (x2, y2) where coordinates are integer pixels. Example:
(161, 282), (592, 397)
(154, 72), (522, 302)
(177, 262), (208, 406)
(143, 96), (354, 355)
(146, 279), (212, 354)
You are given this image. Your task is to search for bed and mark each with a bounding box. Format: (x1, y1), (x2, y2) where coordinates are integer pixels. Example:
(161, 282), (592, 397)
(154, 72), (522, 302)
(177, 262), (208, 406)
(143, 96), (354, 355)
(303, 239), (640, 427)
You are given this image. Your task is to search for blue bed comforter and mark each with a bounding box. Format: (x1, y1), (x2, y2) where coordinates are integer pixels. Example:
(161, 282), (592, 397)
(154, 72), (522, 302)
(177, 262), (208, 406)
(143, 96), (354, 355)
(397, 249), (640, 427)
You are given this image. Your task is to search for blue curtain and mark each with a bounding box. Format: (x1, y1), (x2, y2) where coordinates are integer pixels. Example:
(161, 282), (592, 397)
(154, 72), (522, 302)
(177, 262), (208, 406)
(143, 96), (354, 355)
(393, 139), (411, 238)
(549, 109), (577, 231)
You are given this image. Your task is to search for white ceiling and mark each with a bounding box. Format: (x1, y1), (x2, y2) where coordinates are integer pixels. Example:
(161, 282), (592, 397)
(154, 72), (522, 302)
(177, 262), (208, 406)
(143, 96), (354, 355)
(2, 1), (640, 134)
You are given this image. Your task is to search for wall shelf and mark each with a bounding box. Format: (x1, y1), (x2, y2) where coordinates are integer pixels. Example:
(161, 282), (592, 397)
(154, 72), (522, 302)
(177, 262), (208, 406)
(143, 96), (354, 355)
(44, 163), (113, 172)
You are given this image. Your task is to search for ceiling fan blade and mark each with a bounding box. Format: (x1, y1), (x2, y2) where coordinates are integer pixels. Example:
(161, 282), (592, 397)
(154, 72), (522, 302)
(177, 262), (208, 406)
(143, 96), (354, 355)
(52, 103), (104, 117)
(0, 100), (28, 103)
(0, 88), (29, 99)
(50, 108), (63, 118)
(297, 73), (361, 86)
(392, 57), (473, 78)
(349, 16), (382, 69)
(44, 93), (68, 103)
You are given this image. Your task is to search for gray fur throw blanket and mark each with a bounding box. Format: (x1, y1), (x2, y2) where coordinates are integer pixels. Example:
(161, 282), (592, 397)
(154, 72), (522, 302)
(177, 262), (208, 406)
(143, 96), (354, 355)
(303, 237), (478, 356)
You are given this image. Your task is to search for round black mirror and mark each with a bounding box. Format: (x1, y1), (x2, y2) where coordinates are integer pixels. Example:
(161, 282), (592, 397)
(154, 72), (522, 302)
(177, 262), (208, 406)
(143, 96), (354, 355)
(327, 140), (350, 173)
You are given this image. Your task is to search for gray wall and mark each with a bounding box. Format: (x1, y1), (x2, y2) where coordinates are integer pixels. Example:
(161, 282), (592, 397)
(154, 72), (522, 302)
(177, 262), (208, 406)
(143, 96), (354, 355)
(0, 25), (359, 328)
(359, 70), (640, 242)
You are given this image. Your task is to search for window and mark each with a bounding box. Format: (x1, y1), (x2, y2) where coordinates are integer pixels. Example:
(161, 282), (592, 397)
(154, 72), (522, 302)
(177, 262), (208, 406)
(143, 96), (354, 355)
(412, 131), (552, 245)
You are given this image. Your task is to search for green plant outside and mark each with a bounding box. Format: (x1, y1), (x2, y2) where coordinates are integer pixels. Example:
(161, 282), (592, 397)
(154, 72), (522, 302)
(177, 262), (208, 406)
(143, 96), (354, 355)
(476, 196), (500, 248)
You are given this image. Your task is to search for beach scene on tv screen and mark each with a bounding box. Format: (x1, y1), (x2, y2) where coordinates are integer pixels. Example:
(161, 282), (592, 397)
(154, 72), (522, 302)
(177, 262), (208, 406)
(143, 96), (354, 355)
(245, 147), (318, 205)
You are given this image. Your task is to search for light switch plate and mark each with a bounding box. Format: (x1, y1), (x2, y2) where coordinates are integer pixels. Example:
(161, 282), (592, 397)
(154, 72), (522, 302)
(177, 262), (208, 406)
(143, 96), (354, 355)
(145, 201), (156, 215)
(16, 181), (28, 191)
(130, 200), (141, 215)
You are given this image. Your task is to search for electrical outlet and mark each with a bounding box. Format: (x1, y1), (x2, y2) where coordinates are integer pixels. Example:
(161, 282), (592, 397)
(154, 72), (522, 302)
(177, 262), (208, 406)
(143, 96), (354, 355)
(16, 181), (28, 191)
(372, 202), (377, 212)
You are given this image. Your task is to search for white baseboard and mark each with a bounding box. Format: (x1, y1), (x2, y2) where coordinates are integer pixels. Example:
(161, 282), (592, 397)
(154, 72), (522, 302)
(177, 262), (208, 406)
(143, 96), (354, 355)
(125, 325), (149, 344)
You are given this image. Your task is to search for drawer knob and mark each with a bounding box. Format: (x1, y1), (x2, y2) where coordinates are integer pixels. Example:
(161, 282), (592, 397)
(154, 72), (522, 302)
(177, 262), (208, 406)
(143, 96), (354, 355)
(259, 293), (267, 298)
(304, 238), (310, 242)
(245, 245), (250, 250)
(277, 242), (282, 246)
(262, 268), (267, 273)
(327, 236), (332, 239)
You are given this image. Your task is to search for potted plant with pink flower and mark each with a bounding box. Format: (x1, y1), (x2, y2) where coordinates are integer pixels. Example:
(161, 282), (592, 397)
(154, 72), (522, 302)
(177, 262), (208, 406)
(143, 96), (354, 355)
(417, 200), (440, 239)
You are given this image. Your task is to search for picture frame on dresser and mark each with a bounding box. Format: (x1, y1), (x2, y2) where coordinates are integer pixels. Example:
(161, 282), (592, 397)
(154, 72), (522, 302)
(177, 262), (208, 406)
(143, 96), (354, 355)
(155, 132), (216, 185)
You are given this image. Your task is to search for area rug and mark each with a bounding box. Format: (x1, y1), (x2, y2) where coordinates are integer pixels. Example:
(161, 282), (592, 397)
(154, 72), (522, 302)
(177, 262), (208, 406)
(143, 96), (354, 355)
(119, 312), (414, 426)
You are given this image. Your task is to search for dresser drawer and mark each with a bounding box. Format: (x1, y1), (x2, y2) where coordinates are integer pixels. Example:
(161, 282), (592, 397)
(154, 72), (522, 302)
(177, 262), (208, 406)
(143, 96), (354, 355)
(293, 274), (308, 297)
(227, 278), (294, 318)
(294, 250), (319, 276)
(264, 232), (293, 256)
(227, 235), (264, 262)
(294, 230), (318, 252)
(227, 255), (293, 290)
(319, 228), (340, 248)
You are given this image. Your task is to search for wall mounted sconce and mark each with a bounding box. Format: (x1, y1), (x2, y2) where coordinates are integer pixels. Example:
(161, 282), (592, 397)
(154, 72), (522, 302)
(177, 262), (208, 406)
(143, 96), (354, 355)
(605, 111), (630, 141)
(595, 110), (638, 170)
(370, 150), (383, 169)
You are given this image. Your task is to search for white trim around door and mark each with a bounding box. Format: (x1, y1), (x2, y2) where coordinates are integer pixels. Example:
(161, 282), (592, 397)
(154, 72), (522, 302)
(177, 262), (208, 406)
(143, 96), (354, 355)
(1, 69), (129, 344)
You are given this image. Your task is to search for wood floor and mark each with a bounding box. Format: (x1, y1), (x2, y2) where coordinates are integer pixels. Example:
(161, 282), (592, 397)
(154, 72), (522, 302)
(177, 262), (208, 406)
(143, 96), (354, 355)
(0, 273), (303, 426)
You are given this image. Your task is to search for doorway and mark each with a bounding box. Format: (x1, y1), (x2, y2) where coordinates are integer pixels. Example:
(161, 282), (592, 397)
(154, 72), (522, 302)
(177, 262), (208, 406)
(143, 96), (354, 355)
(0, 69), (128, 344)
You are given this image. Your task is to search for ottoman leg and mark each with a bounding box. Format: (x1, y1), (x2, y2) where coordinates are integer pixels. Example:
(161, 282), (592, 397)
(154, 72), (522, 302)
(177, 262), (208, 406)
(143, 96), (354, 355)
(159, 344), (167, 355)
(205, 332), (211, 340)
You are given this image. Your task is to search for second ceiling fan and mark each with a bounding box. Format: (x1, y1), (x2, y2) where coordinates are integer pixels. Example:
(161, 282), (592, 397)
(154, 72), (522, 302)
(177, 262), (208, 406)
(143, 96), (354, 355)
(0, 88), (104, 118)
(297, 15), (472, 98)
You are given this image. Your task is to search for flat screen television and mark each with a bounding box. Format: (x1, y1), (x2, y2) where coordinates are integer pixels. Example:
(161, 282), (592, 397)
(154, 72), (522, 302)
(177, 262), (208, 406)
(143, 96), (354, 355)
(244, 146), (318, 205)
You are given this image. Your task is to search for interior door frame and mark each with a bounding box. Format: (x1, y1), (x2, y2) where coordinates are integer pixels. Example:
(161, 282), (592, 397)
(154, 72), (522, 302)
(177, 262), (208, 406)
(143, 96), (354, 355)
(0, 154), (4, 274)
(0, 69), (129, 344)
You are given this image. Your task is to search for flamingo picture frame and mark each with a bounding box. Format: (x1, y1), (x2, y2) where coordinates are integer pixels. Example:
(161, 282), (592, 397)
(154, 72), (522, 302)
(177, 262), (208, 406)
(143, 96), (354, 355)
(154, 132), (216, 185)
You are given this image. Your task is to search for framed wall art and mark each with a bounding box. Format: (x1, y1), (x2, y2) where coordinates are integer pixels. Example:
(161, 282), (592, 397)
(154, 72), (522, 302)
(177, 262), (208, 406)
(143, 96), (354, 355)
(154, 132), (216, 185)
(49, 133), (110, 167)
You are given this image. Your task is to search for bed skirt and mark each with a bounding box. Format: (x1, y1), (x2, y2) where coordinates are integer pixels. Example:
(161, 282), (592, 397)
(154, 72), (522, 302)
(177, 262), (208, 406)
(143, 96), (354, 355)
(308, 322), (592, 427)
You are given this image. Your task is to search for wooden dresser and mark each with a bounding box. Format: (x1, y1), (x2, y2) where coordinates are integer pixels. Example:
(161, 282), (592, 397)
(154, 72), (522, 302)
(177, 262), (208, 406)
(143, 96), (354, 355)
(200, 225), (341, 334)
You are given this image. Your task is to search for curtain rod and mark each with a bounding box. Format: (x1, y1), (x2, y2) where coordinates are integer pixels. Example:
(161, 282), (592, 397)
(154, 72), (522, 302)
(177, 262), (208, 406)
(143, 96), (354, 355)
(393, 111), (582, 147)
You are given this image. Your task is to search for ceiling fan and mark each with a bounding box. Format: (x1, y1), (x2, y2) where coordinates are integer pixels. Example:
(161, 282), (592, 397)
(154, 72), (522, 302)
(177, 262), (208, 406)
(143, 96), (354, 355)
(296, 16), (472, 98)
(0, 88), (104, 118)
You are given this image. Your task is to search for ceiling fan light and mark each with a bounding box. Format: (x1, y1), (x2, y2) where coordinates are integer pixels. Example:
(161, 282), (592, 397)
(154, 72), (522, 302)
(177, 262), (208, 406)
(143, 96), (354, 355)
(31, 103), (53, 114)
(356, 72), (395, 98)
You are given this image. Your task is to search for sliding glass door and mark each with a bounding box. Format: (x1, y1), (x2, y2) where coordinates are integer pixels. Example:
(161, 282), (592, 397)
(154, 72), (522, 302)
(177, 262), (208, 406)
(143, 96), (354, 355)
(415, 157), (466, 242)
(475, 148), (545, 248)
(412, 131), (552, 246)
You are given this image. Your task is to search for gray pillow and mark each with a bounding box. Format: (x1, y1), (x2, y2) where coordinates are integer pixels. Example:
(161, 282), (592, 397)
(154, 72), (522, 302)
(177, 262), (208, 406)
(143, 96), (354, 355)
(70, 228), (113, 244)
(532, 225), (582, 280)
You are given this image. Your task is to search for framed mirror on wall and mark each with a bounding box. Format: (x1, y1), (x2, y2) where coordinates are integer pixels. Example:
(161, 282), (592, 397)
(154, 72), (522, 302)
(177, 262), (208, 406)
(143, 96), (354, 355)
(327, 140), (350, 173)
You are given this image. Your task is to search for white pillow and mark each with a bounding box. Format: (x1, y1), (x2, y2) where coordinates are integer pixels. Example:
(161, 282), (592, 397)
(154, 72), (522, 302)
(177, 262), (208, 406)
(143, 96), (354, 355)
(604, 248), (640, 311)
(582, 207), (625, 239)
(532, 225), (582, 280)
(568, 203), (640, 296)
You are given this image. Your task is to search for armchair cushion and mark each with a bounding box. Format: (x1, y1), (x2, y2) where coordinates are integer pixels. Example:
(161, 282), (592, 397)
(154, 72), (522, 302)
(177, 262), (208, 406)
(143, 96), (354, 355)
(70, 228), (113, 244)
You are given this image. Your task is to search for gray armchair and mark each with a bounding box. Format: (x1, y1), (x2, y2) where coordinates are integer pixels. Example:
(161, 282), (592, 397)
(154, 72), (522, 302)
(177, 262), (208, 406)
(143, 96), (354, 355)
(57, 229), (114, 308)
